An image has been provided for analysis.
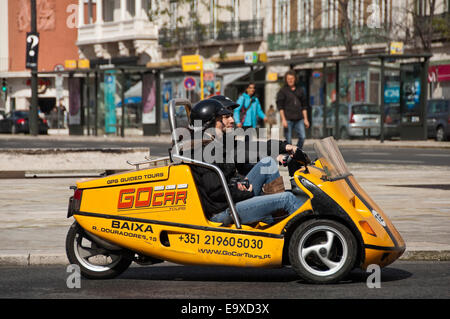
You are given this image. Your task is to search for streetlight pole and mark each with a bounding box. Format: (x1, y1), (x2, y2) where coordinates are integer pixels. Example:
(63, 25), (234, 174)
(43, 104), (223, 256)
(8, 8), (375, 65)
(29, 0), (39, 136)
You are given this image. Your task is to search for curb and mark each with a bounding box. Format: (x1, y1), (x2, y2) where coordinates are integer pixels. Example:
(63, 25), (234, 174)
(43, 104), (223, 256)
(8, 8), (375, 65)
(0, 254), (68, 266)
(1, 251), (449, 266)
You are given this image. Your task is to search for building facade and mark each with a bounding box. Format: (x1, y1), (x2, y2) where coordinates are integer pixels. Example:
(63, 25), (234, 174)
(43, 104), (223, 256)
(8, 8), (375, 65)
(1, 0), (449, 136)
(1, 0), (80, 119)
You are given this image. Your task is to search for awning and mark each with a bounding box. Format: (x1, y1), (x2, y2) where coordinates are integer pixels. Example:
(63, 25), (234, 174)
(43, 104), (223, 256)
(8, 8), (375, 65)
(213, 66), (261, 88)
(116, 96), (142, 107)
(116, 81), (142, 107)
(428, 64), (450, 83)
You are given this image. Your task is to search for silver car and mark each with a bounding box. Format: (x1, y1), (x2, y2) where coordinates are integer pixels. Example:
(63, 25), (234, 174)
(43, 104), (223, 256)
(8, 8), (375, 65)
(346, 103), (380, 138)
(311, 103), (381, 139)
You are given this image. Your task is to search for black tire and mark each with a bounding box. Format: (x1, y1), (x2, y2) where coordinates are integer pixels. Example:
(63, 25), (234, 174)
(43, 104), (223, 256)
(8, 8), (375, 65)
(65, 222), (132, 279)
(340, 127), (349, 140)
(289, 219), (357, 284)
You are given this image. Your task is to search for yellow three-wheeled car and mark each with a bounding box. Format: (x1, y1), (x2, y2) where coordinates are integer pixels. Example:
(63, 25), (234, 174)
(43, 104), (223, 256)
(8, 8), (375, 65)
(66, 98), (405, 284)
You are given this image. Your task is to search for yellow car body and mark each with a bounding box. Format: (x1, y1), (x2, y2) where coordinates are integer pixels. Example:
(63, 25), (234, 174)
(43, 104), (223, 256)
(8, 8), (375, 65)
(70, 156), (404, 271)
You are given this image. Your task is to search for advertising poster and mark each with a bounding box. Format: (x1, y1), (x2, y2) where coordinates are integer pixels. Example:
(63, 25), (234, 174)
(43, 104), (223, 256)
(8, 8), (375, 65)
(104, 72), (117, 134)
(400, 63), (422, 123)
(384, 80), (400, 104)
(68, 77), (81, 125)
(142, 73), (156, 124)
(162, 81), (172, 120)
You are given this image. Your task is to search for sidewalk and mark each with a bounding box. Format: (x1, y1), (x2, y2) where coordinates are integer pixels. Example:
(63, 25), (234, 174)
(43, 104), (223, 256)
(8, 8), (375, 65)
(0, 134), (449, 266)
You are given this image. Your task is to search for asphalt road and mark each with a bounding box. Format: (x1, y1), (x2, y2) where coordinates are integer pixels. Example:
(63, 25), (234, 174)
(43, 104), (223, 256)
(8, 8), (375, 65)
(0, 261), (448, 300)
(0, 137), (449, 166)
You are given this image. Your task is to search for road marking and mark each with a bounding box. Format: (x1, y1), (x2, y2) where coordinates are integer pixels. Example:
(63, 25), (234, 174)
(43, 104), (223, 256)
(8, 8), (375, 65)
(381, 159), (424, 164)
(416, 154), (450, 157)
(358, 152), (390, 156)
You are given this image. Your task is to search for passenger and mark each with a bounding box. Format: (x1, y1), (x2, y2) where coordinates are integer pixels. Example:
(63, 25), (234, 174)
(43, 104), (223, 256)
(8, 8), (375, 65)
(186, 98), (306, 226)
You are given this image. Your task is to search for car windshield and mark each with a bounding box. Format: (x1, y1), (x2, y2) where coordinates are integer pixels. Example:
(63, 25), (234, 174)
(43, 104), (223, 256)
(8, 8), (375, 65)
(352, 104), (379, 114)
(12, 111), (29, 118)
(428, 100), (448, 114)
(313, 137), (351, 180)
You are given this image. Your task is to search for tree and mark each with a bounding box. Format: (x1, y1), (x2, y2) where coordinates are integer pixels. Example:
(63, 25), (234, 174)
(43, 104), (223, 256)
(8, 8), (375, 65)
(315, 0), (387, 56)
(390, 0), (450, 53)
(147, 0), (233, 50)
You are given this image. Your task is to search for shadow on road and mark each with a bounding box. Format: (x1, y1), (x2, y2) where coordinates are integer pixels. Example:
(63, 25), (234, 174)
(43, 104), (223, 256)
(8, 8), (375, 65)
(118, 264), (412, 284)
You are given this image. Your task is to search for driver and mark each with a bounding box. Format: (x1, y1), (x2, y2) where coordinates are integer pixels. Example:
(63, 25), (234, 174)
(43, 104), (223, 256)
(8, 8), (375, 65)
(185, 98), (306, 226)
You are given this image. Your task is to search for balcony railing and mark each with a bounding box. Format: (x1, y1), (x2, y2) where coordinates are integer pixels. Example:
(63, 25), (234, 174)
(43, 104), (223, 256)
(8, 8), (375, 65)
(268, 25), (389, 51)
(158, 19), (264, 48)
(77, 18), (158, 46)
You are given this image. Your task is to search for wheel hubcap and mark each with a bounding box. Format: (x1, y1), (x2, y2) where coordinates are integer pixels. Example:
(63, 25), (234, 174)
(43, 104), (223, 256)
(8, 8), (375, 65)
(73, 230), (122, 272)
(298, 225), (348, 277)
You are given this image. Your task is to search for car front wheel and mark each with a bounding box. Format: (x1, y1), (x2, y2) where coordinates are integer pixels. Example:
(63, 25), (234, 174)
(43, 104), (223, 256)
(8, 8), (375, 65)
(289, 219), (357, 284)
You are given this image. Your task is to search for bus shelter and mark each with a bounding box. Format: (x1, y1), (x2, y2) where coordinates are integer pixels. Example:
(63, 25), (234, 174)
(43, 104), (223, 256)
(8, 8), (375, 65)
(266, 52), (432, 141)
(38, 64), (164, 137)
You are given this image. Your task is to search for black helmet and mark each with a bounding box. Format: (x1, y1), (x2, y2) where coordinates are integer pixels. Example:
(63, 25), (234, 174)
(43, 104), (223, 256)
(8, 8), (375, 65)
(209, 95), (240, 110)
(190, 99), (232, 130)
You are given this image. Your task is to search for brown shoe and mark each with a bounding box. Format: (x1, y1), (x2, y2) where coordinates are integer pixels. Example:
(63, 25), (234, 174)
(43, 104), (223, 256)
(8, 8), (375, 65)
(262, 176), (285, 195)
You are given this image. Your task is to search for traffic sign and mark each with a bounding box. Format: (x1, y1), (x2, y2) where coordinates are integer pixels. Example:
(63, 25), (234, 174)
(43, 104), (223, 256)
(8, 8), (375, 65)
(184, 76), (196, 90)
(181, 55), (203, 72)
(244, 52), (258, 64)
(26, 32), (40, 69)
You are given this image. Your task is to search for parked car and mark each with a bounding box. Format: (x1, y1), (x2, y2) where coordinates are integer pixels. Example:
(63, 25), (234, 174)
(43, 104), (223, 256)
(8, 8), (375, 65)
(0, 111), (49, 134)
(345, 103), (381, 138)
(311, 103), (381, 139)
(427, 99), (450, 141)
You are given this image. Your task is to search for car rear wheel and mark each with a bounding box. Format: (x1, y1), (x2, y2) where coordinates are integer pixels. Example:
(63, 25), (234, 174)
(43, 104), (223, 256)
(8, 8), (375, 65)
(289, 219), (357, 284)
(66, 222), (132, 279)
(436, 126), (446, 141)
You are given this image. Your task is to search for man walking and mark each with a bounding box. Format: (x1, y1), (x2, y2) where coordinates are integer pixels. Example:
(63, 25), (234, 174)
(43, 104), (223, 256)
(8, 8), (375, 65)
(276, 70), (310, 148)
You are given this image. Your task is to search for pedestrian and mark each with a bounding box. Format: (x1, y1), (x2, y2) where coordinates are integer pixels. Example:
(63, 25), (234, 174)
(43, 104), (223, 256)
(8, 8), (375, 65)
(50, 106), (58, 128)
(234, 83), (267, 141)
(266, 104), (277, 132)
(276, 70), (310, 148)
(58, 99), (67, 128)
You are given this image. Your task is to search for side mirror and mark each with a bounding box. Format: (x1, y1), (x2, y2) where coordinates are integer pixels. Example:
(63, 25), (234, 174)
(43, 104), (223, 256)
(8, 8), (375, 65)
(284, 149), (311, 177)
(292, 149), (311, 166)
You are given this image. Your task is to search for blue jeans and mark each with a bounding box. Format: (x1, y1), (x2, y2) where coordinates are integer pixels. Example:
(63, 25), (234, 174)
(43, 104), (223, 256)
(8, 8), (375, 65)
(211, 157), (306, 226)
(245, 157), (280, 196)
(285, 120), (306, 148)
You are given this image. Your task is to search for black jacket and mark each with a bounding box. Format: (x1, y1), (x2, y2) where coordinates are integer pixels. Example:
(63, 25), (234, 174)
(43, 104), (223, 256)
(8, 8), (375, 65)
(185, 135), (289, 218)
(276, 86), (307, 121)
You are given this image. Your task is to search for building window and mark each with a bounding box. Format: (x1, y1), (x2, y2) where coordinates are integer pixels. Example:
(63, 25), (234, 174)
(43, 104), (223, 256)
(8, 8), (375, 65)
(231, 0), (239, 22)
(276, 0), (290, 34)
(210, 0), (218, 38)
(142, 0), (152, 19)
(170, 1), (177, 30)
(298, 0), (313, 33)
(103, 0), (116, 22)
(127, 0), (135, 17)
(253, 0), (261, 21)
